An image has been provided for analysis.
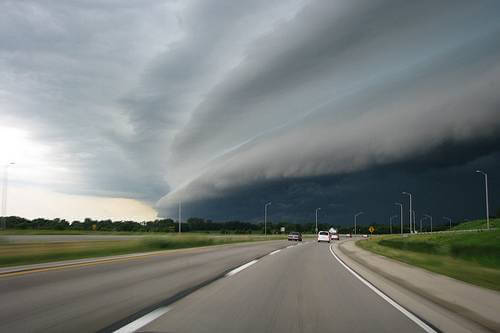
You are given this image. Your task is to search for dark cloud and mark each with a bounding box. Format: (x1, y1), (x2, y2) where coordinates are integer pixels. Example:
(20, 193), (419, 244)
(171, 143), (500, 226)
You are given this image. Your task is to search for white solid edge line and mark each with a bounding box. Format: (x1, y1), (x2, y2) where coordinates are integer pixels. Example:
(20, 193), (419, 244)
(328, 245), (436, 333)
(113, 306), (171, 333)
(269, 249), (281, 255)
(286, 245), (294, 249)
(225, 259), (259, 277)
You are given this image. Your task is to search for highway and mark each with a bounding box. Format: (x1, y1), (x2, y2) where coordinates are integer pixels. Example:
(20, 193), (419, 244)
(0, 240), (432, 332)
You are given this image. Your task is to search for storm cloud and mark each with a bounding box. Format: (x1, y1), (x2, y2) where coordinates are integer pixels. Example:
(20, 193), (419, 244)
(1, 0), (499, 223)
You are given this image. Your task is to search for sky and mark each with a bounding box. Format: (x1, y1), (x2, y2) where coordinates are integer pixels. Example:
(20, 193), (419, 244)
(1, 0), (499, 225)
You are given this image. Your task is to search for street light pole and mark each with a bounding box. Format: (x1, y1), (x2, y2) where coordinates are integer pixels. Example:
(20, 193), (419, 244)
(315, 208), (321, 233)
(476, 170), (490, 230)
(1, 162), (15, 230)
(178, 201), (181, 233)
(423, 214), (432, 232)
(395, 203), (403, 234)
(413, 210), (416, 233)
(354, 212), (363, 236)
(443, 217), (452, 230)
(390, 215), (398, 234)
(264, 202), (271, 236)
(402, 192), (412, 234)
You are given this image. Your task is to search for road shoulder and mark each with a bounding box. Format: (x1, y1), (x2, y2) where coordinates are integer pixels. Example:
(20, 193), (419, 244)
(333, 239), (500, 333)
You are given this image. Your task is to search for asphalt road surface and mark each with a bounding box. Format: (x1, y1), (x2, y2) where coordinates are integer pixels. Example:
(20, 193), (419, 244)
(139, 241), (428, 333)
(0, 241), (287, 332)
(0, 240), (430, 332)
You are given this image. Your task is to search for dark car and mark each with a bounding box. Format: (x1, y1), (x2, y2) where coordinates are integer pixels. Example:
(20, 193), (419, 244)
(287, 232), (302, 241)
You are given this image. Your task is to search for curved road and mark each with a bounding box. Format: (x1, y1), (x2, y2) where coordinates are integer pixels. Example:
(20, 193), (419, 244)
(0, 240), (431, 332)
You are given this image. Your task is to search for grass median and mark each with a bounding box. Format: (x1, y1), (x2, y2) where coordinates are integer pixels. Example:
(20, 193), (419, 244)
(357, 230), (500, 291)
(0, 234), (285, 268)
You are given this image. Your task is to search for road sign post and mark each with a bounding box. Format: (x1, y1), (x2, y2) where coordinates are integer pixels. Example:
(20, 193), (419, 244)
(368, 226), (375, 235)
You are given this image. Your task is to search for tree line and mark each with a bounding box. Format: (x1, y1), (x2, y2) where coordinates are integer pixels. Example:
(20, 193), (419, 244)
(0, 215), (459, 234)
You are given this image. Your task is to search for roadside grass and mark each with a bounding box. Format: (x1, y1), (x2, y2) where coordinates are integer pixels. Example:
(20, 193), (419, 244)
(451, 217), (499, 231)
(357, 230), (500, 291)
(0, 229), (247, 236)
(0, 234), (285, 268)
(0, 229), (150, 235)
(0, 229), (317, 237)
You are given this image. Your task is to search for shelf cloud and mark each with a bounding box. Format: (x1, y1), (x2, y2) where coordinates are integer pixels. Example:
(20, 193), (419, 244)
(1, 0), (499, 222)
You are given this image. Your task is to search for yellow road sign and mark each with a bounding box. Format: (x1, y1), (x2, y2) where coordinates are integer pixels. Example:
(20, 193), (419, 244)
(368, 226), (375, 234)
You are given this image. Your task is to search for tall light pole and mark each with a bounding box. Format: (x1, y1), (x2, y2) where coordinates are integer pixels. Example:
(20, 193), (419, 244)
(178, 201), (182, 233)
(264, 202), (271, 236)
(315, 208), (321, 233)
(402, 192), (412, 234)
(395, 203), (403, 234)
(443, 216), (452, 230)
(1, 162), (15, 230)
(423, 214), (432, 232)
(412, 210), (416, 233)
(419, 217), (423, 233)
(354, 212), (363, 236)
(390, 215), (398, 234)
(476, 170), (490, 230)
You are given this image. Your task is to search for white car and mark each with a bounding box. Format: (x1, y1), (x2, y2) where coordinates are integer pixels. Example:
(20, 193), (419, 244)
(317, 231), (330, 243)
(330, 233), (339, 241)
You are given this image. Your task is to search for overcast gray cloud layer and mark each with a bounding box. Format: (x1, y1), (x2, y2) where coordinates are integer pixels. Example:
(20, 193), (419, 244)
(1, 0), (499, 222)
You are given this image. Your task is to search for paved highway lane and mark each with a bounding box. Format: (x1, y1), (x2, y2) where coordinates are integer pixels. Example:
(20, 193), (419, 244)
(140, 241), (431, 333)
(0, 241), (289, 333)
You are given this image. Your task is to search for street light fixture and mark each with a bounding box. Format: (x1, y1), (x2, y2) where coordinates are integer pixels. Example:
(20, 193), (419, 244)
(443, 216), (452, 230)
(1, 162), (15, 230)
(264, 202), (272, 236)
(423, 214), (433, 232)
(395, 203), (403, 234)
(315, 208), (321, 233)
(476, 170), (490, 230)
(402, 192), (412, 234)
(389, 215), (398, 234)
(354, 212), (363, 236)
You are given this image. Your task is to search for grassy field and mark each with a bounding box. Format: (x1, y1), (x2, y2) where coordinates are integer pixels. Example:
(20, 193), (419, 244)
(0, 229), (151, 235)
(0, 229), (242, 236)
(0, 234), (285, 268)
(357, 229), (500, 291)
(451, 217), (499, 230)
